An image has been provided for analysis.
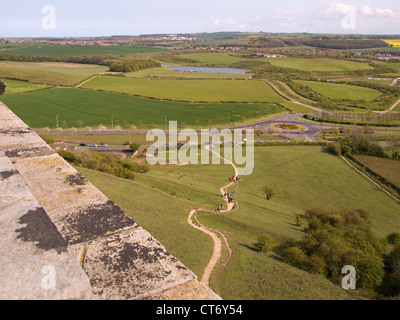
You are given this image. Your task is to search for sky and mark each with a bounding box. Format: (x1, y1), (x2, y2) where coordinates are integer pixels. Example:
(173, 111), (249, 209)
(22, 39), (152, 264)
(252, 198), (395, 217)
(0, 0), (399, 37)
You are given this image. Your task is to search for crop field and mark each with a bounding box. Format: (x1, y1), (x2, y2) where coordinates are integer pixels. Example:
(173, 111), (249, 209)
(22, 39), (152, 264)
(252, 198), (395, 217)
(0, 44), (169, 56)
(382, 39), (400, 48)
(0, 78), (50, 95)
(266, 57), (374, 72)
(0, 61), (109, 86)
(125, 67), (251, 79)
(176, 53), (243, 65)
(295, 80), (382, 101)
(75, 146), (400, 299)
(80, 76), (284, 103)
(0, 87), (283, 128)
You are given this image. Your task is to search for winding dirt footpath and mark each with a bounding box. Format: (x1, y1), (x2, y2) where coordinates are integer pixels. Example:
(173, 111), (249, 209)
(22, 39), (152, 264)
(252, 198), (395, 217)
(187, 147), (238, 287)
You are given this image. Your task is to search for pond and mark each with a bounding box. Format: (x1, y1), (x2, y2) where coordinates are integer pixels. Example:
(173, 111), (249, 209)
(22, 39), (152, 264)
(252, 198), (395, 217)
(169, 66), (248, 75)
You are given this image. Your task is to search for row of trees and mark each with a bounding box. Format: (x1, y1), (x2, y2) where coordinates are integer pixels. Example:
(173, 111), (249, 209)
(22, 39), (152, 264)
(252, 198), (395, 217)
(282, 38), (388, 50)
(325, 129), (394, 159)
(109, 59), (160, 72)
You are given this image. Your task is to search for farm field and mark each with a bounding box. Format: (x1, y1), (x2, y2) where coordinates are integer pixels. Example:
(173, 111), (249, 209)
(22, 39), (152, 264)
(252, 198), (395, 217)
(353, 155), (400, 189)
(0, 78), (50, 95)
(0, 44), (169, 56)
(0, 61), (109, 86)
(295, 80), (382, 101)
(266, 57), (374, 72)
(176, 52), (243, 65)
(125, 66), (251, 79)
(0, 87), (283, 128)
(80, 76), (284, 103)
(75, 145), (400, 299)
(382, 40), (400, 48)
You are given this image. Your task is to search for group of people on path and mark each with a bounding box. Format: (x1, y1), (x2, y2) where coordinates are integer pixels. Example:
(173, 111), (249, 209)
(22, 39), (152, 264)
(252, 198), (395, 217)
(229, 176), (241, 183)
(215, 176), (243, 212)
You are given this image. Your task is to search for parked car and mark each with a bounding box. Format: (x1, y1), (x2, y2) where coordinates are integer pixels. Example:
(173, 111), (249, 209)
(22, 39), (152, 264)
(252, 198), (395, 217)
(79, 143), (87, 147)
(90, 144), (98, 147)
(99, 144), (108, 147)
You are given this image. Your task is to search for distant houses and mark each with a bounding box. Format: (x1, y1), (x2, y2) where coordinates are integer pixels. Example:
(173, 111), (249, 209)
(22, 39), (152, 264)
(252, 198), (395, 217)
(256, 53), (277, 58)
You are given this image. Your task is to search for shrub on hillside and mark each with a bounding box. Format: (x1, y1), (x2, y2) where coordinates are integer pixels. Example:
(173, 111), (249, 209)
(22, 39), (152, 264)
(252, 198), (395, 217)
(387, 233), (400, 246)
(57, 150), (141, 181)
(283, 208), (386, 290)
(254, 234), (275, 253)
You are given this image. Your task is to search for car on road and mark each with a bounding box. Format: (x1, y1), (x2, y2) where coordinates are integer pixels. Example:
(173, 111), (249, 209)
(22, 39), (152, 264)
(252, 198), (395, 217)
(79, 143), (87, 147)
(90, 144), (98, 147)
(99, 144), (108, 147)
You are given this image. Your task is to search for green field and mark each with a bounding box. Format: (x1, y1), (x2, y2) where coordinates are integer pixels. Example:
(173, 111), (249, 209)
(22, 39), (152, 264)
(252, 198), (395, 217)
(353, 155), (400, 189)
(177, 53), (243, 66)
(0, 61), (109, 86)
(0, 87), (283, 128)
(81, 76), (283, 103)
(75, 146), (400, 299)
(296, 80), (382, 101)
(0, 78), (50, 95)
(0, 44), (169, 57)
(126, 67), (250, 79)
(267, 57), (374, 72)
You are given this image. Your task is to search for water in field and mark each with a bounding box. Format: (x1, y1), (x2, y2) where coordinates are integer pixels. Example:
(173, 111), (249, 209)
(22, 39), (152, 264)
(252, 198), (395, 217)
(169, 66), (247, 74)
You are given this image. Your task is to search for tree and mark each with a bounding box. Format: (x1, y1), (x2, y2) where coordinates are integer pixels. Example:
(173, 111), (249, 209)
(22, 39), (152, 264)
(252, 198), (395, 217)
(254, 234), (275, 253)
(262, 185), (275, 200)
(388, 233), (400, 246)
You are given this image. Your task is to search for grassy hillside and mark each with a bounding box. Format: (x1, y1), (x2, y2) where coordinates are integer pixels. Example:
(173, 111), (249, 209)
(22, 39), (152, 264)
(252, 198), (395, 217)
(81, 76), (284, 103)
(353, 155), (400, 190)
(0, 87), (283, 128)
(296, 80), (382, 101)
(75, 146), (400, 299)
(0, 61), (109, 86)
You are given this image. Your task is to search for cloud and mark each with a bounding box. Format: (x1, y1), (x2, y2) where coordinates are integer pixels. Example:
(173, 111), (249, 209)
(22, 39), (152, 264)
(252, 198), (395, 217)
(360, 5), (374, 16)
(325, 2), (354, 15)
(375, 8), (395, 17)
(360, 4), (394, 17)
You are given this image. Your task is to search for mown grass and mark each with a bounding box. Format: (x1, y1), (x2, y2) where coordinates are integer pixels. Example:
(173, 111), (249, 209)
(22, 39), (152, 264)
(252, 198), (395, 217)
(0, 87), (283, 128)
(0, 61), (109, 86)
(295, 80), (382, 101)
(81, 76), (284, 103)
(75, 146), (400, 299)
(0, 78), (51, 95)
(266, 57), (374, 72)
